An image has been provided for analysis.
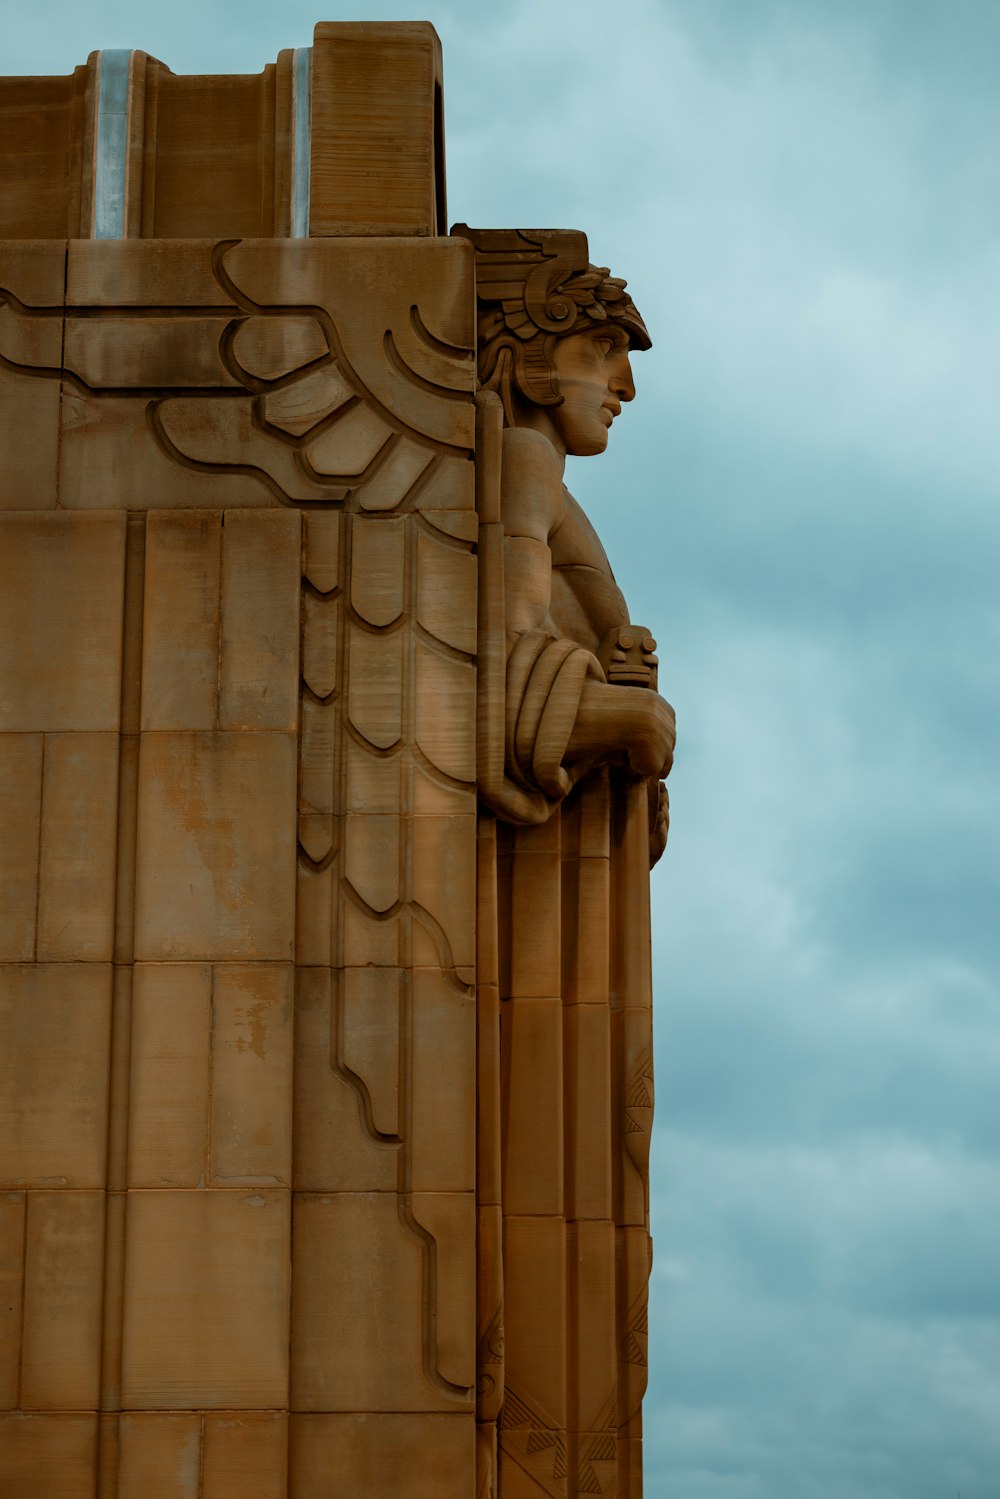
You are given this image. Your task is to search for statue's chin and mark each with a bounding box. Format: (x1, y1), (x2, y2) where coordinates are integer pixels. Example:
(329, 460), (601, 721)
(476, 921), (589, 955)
(568, 431), (610, 458)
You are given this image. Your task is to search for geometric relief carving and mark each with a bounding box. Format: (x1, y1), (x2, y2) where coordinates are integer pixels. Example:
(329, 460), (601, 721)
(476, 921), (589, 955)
(623, 1032), (655, 1182)
(286, 235), (479, 1421)
(0, 238), (475, 513)
(500, 1386), (569, 1495)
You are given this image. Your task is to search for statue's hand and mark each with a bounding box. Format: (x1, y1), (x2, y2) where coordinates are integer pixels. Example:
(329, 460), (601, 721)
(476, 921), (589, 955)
(567, 682), (676, 780)
(623, 689), (676, 780)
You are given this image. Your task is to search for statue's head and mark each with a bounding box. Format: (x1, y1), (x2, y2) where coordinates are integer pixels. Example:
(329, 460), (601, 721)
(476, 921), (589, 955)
(451, 226), (651, 456)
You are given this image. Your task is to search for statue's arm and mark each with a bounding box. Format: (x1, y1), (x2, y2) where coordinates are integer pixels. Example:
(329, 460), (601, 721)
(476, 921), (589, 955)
(567, 680), (675, 780)
(499, 427), (564, 637)
(499, 426), (675, 785)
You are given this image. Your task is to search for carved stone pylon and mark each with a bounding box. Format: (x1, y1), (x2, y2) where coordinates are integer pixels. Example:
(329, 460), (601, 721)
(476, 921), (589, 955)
(0, 28), (671, 1499)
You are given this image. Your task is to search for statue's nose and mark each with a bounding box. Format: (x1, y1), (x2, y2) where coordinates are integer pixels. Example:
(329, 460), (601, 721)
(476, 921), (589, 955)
(613, 356), (636, 403)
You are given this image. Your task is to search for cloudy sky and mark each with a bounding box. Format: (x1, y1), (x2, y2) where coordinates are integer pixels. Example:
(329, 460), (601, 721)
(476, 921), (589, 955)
(11, 2), (1000, 1494)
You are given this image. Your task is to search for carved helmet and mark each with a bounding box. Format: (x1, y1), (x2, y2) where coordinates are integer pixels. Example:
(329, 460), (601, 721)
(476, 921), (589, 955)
(450, 225), (651, 421)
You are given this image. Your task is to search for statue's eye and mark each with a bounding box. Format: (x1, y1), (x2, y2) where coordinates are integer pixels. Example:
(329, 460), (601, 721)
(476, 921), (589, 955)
(595, 337), (614, 356)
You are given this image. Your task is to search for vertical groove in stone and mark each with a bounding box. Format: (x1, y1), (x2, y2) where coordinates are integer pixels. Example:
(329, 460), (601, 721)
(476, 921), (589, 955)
(291, 47), (312, 239)
(92, 50), (132, 240)
(98, 512), (145, 1489)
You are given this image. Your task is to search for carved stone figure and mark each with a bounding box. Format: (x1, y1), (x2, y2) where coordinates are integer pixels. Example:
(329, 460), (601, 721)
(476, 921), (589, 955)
(457, 226), (674, 826)
(455, 227), (675, 1496)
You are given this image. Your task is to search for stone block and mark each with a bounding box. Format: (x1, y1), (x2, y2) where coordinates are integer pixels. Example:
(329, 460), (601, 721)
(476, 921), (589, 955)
(502, 998), (564, 1217)
(0, 511), (126, 731)
(343, 737), (401, 816)
(410, 815), (476, 973)
(410, 969), (475, 1194)
(564, 1003), (612, 1222)
(411, 758), (476, 816)
(508, 848), (562, 1001)
(0, 1192), (25, 1407)
(354, 437), (435, 511)
(289, 1413), (474, 1499)
(303, 511), (341, 594)
(344, 814), (399, 914)
(0, 243), (64, 511)
(342, 899), (401, 969)
(210, 963), (294, 1185)
(66, 241), (235, 309)
(264, 366), (353, 437)
(0, 1413), (97, 1498)
(416, 529), (477, 654)
(0, 240), (67, 307)
(309, 22), (443, 237)
(140, 511), (222, 731)
(130, 961), (293, 1189)
(292, 968), (399, 1194)
(309, 404), (392, 476)
(498, 1435), (567, 1498)
(128, 964), (212, 1189)
(562, 857), (611, 1004)
(59, 391), (264, 512)
(121, 1189), (290, 1409)
(203, 1412), (289, 1499)
(297, 805), (335, 865)
(116, 1413), (201, 1499)
(219, 509), (301, 731)
(568, 1219), (617, 1433)
(301, 589), (339, 701)
(234, 316), (329, 383)
(350, 515), (405, 626)
(341, 966), (401, 1140)
(36, 732), (119, 961)
(20, 1190), (105, 1409)
(64, 314), (240, 390)
(295, 860), (334, 969)
(414, 642), (476, 784)
(0, 964), (112, 1188)
(291, 1191), (446, 1412)
(299, 694), (337, 817)
(134, 731), (297, 961)
(420, 454), (475, 512)
(566, 767), (611, 859)
(410, 1192), (476, 1390)
(347, 626), (402, 750)
(0, 368), (59, 510)
(503, 1216), (568, 1428)
(0, 734), (42, 961)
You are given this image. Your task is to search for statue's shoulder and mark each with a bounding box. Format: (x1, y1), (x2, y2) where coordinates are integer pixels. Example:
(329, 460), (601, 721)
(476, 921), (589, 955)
(500, 426), (565, 539)
(500, 424), (564, 482)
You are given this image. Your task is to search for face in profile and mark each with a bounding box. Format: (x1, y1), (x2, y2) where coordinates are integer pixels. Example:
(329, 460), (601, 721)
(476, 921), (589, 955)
(549, 325), (636, 457)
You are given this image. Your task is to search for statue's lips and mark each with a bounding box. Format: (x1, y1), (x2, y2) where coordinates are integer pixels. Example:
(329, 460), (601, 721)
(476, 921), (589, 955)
(602, 403), (621, 424)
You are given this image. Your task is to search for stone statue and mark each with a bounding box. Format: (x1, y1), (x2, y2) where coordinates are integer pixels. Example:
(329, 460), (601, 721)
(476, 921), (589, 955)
(454, 227), (676, 1495)
(456, 226), (674, 830)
